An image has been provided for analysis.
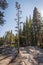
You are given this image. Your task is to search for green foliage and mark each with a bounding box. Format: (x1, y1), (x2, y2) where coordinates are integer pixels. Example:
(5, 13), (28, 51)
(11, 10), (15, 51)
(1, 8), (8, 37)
(20, 16), (33, 46)
(0, 0), (8, 26)
(19, 7), (42, 47)
(0, 5), (43, 48)
(4, 30), (15, 45)
(0, 37), (4, 46)
(0, 0), (8, 10)
(0, 11), (5, 25)
(32, 7), (42, 46)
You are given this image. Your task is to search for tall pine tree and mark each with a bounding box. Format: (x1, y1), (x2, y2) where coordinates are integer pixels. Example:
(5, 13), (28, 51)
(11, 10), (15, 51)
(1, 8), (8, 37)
(33, 7), (42, 46)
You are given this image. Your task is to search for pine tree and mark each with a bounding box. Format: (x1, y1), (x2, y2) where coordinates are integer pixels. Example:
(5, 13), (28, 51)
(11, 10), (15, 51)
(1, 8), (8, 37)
(22, 16), (32, 46)
(28, 16), (33, 45)
(33, 7), (42, 46)
(25, 16), (29, 45)
(0, 0), (8, 25)
(22, 22), (26, 46)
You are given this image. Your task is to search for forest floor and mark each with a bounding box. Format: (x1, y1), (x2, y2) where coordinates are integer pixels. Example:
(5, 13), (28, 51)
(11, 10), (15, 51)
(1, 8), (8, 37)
(0, 46), (43, 65)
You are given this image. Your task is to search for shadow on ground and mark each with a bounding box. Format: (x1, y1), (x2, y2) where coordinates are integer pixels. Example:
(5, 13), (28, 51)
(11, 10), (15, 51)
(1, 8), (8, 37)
(0, 46), (18, 62)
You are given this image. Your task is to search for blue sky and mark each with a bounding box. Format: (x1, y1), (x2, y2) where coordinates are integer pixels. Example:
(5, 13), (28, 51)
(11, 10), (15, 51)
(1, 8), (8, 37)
(0, 0), (43, 37)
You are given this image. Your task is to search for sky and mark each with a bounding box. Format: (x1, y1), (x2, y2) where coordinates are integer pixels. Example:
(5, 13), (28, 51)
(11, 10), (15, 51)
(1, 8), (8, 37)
(0, 0), (43, 37)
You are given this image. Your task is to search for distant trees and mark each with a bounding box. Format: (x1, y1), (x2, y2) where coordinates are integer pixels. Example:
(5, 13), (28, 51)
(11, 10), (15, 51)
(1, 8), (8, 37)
(0, 37), (4, 46)
(0, 30), (18, 47)
(4, 30), (15, 45)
